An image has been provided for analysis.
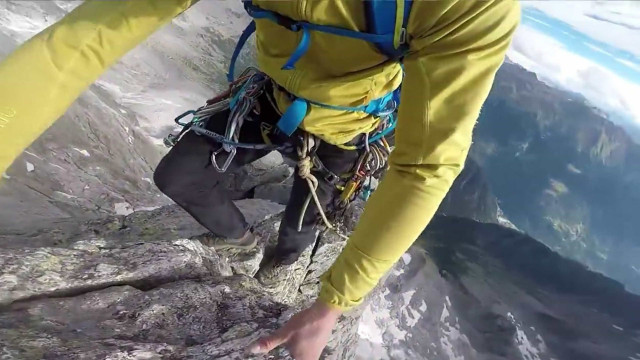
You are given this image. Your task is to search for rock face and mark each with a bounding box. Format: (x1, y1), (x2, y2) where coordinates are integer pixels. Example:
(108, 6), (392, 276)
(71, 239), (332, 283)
(436, 157), (499, 224)
(0, 173), (367, 360)
(0, 239), (232, 306)
(253, 181), (294, 205)
(1, 277), (290, 360)
(0, 0), (251, 231)
(222, 152), (295, 201)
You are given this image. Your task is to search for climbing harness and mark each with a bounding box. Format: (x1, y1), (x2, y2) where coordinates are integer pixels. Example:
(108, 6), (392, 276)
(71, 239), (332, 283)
(225, 1), (410, 229)
(226, 0), (409, 207)
(165, 0), (412, 235)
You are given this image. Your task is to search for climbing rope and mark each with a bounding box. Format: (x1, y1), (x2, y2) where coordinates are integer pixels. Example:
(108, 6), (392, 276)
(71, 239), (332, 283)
(296, 133), (349, 240)
(294, 126), (392, 240)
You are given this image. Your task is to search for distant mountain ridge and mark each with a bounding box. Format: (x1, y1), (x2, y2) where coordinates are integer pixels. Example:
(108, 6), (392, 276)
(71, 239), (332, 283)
(359, 215), (640, 360)
(471, 61), (640, 294)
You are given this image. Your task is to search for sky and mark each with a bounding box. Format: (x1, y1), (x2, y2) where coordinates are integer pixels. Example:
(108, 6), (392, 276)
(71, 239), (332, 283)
(2, 1), (639, 137)
(508, 1), (640, 133)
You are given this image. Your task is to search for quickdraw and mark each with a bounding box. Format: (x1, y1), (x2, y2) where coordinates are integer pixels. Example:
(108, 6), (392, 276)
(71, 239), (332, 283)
(163, 68), (293, 172)
(330, 110), (394, 207)
(338, 139), (390, 206)
(212, 69), (267, 171)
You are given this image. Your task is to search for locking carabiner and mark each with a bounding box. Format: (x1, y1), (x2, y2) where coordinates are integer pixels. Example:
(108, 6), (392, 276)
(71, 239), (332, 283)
(211, 146), (237, 173)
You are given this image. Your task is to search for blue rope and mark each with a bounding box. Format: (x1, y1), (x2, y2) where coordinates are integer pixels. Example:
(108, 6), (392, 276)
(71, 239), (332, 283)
(282, 27), (311, 70)
(227, 21), (256, 83)
(243, 3), (394, 70)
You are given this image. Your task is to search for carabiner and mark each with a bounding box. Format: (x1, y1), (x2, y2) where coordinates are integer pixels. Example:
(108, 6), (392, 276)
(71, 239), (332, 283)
(174, 110), (197, 127)
(211, 146), (237, 173)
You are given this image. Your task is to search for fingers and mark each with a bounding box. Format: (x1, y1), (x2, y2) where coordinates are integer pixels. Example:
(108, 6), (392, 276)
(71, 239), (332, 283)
(248, 327), (291, 354)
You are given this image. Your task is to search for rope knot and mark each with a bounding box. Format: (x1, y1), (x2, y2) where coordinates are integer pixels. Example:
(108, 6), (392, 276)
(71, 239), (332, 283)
(297, 155), (313, 180)
(294, 134), (347, 240)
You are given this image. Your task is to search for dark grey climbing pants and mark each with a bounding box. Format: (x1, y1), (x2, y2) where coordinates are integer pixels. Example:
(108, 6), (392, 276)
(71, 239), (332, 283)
(154, 94), (359, 265)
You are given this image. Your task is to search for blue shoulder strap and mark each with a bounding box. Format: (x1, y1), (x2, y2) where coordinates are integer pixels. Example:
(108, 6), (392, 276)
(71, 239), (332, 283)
(227, 0), (411, 136)
(227, 20), (256, 83)
(364, 0), (413, 59)
(228, 0), (411, 82)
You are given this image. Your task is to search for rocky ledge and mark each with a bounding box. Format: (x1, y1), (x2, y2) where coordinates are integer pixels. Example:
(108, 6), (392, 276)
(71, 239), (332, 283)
(0, 151), (370, 360)
(0, 145), (498, 359)
(0, 196), (368, 360)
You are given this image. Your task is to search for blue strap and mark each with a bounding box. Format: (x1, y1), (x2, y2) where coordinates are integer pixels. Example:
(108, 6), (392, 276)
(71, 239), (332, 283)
(244, 1), (284, 25)
(365, 92), (396, 116)
(304, 99), (367, 114)
(227, 21), (256, 83)
(275, 90), (397, 136)
(305, 91), (395, 117)
(364, 0), (413, 59)
(302, 22), (392, 44)
(276, 97), (308, 136)
(367, 114), (397, 144)
(244, 3), (391, 42)
(285, 21), (395, 69)
(243, 3), (395, 70)
(282, 27), (311, 70)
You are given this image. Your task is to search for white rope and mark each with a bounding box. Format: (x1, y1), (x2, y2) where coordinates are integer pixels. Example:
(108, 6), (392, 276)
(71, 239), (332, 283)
(296, 134), (349, 240)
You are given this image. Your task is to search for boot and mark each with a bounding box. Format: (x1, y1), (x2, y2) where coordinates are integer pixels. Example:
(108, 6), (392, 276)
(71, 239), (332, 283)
(197, 230), (258, 250)
(254, 255), (291, 289)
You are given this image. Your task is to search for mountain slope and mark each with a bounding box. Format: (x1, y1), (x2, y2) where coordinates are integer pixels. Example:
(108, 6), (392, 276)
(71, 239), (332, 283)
(472, 61), (640, 293)
(359, 216), (640, 360)
(0, 0), (251, 230)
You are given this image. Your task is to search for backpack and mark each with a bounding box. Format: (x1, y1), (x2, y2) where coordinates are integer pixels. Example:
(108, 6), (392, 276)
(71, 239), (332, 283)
(228, 0), (414, 137)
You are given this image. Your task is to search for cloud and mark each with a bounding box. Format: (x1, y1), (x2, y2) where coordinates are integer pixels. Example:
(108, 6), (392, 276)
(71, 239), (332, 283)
(507, 2), (640, 133)
(522, 1), (640, 57)
(508, 25), (640, 125)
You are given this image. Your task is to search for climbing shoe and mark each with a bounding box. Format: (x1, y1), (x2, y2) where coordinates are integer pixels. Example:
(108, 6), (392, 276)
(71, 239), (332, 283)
(198, 230), (258, 250)
(255, 256), (290, 288)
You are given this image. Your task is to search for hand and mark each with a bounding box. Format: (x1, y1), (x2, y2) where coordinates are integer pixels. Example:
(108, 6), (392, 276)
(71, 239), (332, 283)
(248, 300), (342, 360)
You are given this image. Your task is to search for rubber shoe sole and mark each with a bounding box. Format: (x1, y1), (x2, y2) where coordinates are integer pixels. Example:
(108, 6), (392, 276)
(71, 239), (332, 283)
(197, 231), (258, 251)
(212, 235), (258, 250)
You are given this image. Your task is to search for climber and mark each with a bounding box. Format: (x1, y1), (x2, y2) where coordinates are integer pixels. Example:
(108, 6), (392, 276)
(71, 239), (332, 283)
(0, 1), (520, 359)
(153, 70), (375, 263)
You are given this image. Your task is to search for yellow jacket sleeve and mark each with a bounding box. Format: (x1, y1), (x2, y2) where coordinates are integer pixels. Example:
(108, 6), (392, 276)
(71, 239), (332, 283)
(319, 0), (520, 310)
(0, 0), (197, 175)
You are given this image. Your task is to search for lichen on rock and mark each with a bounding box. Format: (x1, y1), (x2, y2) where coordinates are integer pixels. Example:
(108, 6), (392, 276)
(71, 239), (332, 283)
(0, 164), (370, 359)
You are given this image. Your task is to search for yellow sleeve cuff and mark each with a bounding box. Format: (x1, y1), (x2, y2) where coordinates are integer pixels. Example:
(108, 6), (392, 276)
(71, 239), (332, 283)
(318, 241), (395, 310)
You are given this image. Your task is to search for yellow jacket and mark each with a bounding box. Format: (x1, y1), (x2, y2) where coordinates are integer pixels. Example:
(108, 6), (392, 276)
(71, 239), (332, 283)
(0, 1), (519, 310)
